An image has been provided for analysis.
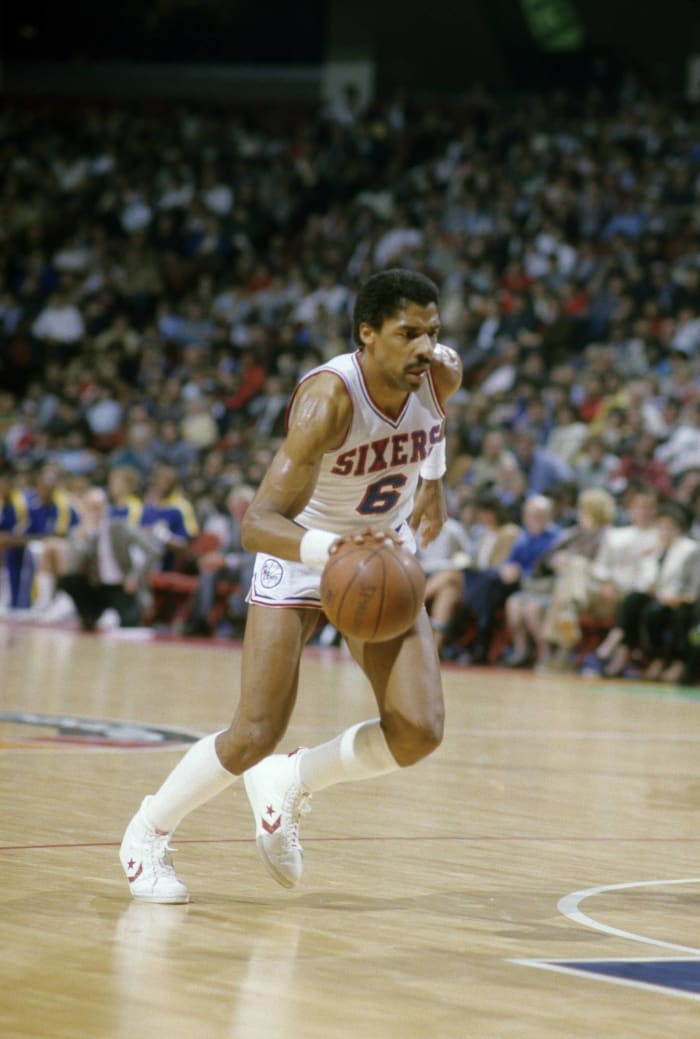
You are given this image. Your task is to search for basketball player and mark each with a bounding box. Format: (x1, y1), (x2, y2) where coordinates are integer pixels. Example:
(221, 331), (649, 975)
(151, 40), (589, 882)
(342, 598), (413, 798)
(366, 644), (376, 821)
(120, 268), (463, 902)
(107, 466), (143, 525)
(10, 465), (80, 613)
(0, 470), (30, 610)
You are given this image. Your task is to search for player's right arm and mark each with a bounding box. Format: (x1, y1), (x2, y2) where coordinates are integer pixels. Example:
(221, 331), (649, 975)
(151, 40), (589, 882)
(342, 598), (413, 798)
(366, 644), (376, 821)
(240, 373), (351, 561)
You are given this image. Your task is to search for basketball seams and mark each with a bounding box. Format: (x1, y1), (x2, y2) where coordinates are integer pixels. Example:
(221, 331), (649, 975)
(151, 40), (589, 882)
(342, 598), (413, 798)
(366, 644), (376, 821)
(335, 560), (366, 634)
(321, 542), (373, 618)
(324, 543), (384, 639)
(368, 549), (387, 641)
(346, 547), (386, 641)
(320, 540), (423, 642)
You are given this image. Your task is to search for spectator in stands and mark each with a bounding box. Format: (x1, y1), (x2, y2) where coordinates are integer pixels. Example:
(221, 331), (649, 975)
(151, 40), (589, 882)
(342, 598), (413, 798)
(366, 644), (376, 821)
(182, 484), (256, 637)
(140, 463), (199, 567)
(83, 382), (124, 451)
(0, 470), (31, 610)
(31, 286), (85, 350)
(156, 418), (200, 482)
(655, 400), (700, 479)
(418, 502), (474, 579)
(592, 502), (700, 679)
(511, 427), (574, 495)
(548, 487), (658, 673)
(534, 488), (617, 671)
(572, 434), (620, 490)
(107, 466), (143, 524)
(608, 431), (674, 499)
(23, 465), (81, 614)
(549, 480), (579, 529)
(223, 349), (267, 425)
(466, 495), (561, 664)
(458, 427), (517, 493)
(545, 402), (589, 465)
(55, 486), (161, 631)
(248, 374), (294, 442)
(689, 483), (700, 542)
(423, 491), (522, 662)
(500, 490), (612, 670)
(180, 397), (219, 454)
(109, 404), (163, 477)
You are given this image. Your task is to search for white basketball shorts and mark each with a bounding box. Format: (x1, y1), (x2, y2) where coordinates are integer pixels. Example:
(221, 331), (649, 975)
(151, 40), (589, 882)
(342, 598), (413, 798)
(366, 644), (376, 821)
(246, 522), (416, 609)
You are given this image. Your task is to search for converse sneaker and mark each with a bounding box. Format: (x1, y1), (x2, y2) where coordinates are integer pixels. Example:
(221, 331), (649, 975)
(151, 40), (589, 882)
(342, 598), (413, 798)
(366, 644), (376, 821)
(243, 751), (312, 889)
(119, 799), (190, 904)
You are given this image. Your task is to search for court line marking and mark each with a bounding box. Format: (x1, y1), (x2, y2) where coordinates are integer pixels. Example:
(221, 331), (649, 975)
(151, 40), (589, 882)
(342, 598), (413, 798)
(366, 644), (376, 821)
(557, 877), (700, 955)
(2, 836), (700, 853)
(511, 957), (700, 1004)
(511, 879), (700, 1003)
(460, 729), (700, 741)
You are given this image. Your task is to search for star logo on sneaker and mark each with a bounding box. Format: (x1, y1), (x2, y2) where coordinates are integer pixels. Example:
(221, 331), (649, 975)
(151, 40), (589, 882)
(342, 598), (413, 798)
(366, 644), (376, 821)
(126, 858), (144, 883)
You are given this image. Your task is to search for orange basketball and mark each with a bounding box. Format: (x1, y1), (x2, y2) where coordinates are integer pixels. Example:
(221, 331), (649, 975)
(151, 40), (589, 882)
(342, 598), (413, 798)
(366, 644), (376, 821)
(320, 538), (426, 643)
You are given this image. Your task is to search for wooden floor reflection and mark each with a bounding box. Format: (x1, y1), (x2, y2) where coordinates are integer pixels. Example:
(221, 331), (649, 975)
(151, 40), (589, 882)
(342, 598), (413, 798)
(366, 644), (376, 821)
(2, 619), (700, 1039)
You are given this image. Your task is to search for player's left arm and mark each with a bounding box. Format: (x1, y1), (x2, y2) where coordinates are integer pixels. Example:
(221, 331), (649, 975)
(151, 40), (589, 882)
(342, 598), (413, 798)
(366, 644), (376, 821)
(409, 344), (463, 549)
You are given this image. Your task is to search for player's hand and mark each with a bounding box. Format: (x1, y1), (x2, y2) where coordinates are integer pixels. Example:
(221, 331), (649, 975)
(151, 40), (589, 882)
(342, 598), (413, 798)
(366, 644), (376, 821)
(329, 528), (403, 554)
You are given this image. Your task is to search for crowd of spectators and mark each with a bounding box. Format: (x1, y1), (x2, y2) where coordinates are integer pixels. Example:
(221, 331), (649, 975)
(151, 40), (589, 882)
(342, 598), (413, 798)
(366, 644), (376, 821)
(2, 75), (700, 677)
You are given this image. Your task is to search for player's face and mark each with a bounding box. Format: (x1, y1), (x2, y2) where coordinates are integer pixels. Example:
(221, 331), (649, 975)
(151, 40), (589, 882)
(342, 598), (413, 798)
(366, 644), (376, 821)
(360, 302), (441, 394)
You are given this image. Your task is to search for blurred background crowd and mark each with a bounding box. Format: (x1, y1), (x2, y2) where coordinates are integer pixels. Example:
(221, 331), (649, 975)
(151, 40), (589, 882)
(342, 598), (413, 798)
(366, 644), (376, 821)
(2, 72), (700, 681)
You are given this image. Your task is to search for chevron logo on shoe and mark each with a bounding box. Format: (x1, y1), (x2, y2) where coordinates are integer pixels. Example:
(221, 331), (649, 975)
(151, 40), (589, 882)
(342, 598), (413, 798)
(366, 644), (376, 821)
(262, 814), (281, 835)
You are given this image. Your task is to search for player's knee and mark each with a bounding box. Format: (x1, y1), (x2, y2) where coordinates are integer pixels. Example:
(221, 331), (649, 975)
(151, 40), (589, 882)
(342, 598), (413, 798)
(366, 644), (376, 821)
(217, 720), (283, 772)
(384, 711), (443, 766)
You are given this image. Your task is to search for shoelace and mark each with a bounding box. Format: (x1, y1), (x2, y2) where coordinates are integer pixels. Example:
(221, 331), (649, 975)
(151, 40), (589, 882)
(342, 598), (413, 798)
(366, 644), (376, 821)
(149, 833), (179, 876)
(281, 786), (312, 852)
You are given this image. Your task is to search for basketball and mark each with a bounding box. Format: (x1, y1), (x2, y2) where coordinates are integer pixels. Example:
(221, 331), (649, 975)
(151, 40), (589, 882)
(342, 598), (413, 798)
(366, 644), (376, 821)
(320, 538), (426, 643)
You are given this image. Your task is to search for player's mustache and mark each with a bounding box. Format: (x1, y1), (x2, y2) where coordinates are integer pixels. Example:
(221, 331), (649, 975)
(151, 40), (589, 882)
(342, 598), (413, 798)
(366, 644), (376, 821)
(406, 361), (430, 373)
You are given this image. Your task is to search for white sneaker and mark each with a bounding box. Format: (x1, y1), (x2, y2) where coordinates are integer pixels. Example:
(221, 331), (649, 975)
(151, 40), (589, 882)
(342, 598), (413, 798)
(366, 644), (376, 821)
(35, 591), (76, 625)
(318, 622), (338, 647)
(243, 750), (311, 889)
(97, 608), (121, 631)
(119, 799), (190, 904)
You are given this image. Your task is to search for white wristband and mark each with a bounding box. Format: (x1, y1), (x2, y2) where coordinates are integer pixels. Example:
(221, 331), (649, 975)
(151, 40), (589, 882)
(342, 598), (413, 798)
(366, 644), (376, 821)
(299, 528), (338, 570)
(419, 438), (446, 480)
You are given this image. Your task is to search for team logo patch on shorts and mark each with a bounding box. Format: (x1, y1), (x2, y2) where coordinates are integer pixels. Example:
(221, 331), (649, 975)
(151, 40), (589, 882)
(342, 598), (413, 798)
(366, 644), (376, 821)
(260, 558), (284, 588)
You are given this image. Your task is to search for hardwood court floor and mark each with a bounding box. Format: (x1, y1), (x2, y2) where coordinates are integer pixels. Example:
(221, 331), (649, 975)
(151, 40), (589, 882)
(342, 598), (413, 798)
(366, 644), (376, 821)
(2, 619), (700, 1039)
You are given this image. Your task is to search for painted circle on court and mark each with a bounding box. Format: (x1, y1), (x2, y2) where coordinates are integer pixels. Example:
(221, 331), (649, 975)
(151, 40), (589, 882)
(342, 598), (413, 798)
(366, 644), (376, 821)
(0, 711), (199, 750)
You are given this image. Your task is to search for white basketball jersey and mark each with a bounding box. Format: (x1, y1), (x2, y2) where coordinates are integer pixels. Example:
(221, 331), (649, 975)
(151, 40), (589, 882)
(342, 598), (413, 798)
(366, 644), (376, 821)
(292, 351), (445, 536)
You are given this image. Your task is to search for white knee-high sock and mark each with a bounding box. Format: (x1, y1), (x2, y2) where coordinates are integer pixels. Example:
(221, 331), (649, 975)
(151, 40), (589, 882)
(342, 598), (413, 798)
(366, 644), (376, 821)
(296, 719), (399, 793)
(142, 732), (236, 834)
(34, 571), (55, 609)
